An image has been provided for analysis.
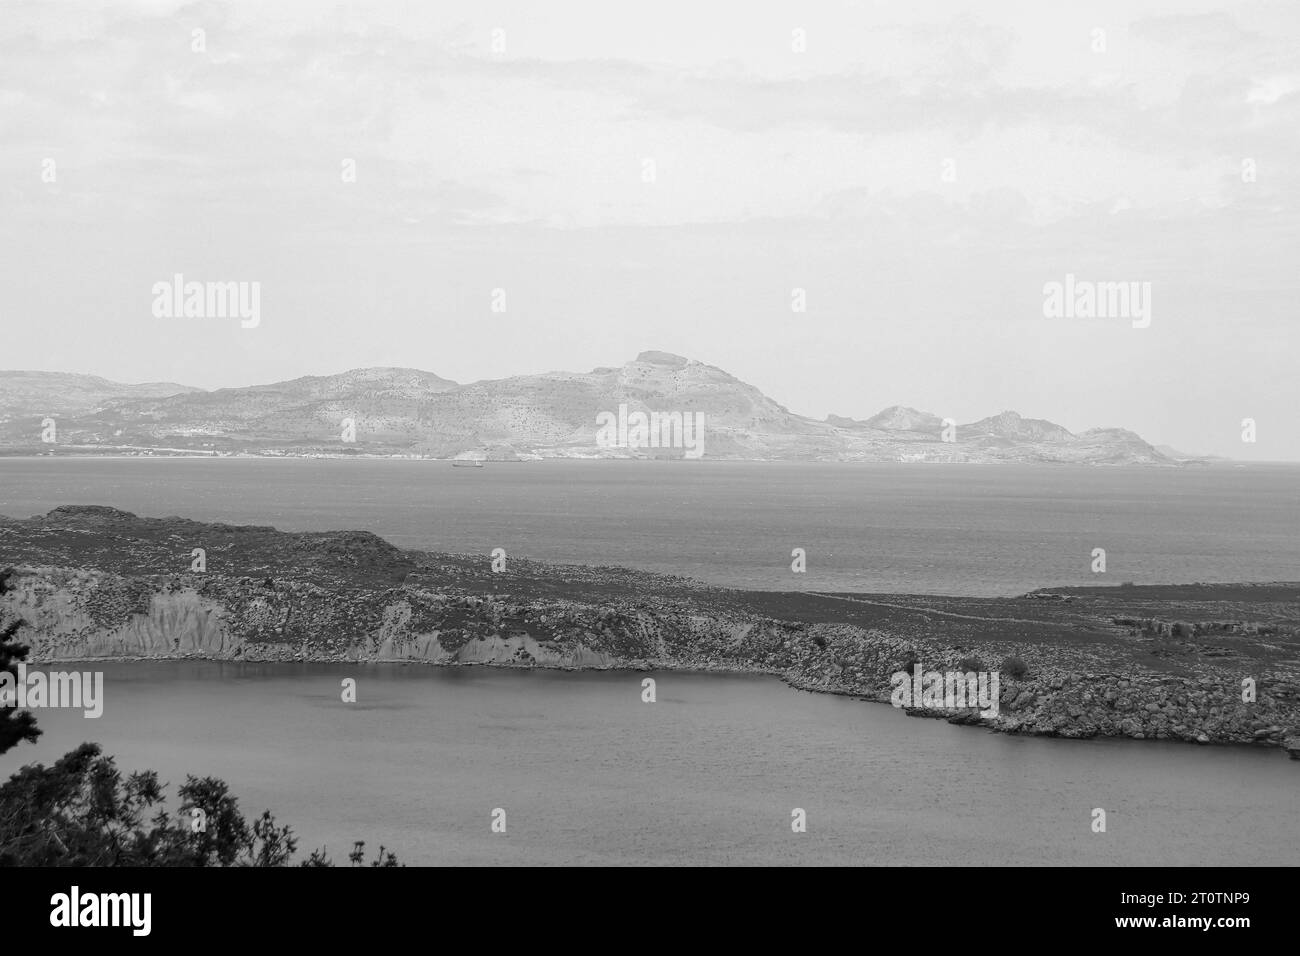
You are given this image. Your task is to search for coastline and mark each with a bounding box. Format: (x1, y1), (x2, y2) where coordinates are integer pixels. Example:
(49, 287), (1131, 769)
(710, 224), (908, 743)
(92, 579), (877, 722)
(0, 449), (1216, 465)
(2, 505), (1297, 759)
(20, 651), (1298, 755)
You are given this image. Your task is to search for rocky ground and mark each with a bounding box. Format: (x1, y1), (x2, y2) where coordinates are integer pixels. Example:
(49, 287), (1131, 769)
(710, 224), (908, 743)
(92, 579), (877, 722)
(2, 505), (1298, 759)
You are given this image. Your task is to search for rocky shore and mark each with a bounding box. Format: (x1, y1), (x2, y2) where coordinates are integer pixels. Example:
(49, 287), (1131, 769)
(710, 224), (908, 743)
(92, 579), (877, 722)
(2, 505), (1298, 758)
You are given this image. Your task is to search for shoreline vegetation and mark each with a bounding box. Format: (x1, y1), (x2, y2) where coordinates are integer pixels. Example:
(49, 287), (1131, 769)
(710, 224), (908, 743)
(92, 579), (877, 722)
(1, 505), (1297, 758)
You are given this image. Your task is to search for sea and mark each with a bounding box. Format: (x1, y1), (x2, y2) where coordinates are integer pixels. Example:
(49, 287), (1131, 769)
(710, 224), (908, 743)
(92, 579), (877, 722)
(0, 457), (1296, 595)
(6, 663), (1298, 866)
(0, 458), (1297, 865)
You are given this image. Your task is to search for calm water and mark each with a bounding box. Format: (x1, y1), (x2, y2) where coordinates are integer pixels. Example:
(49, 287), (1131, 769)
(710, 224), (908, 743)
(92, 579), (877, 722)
(0, 457), (1297, 595)
(5, 663), (1297, 866)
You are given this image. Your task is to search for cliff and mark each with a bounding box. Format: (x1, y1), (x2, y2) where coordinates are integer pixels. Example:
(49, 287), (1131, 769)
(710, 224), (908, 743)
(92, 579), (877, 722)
(1, 507), (1297, 755)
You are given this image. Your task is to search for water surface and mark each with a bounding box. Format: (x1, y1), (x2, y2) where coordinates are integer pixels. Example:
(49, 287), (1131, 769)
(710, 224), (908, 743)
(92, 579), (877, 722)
(1, 458), (1296, 595)
(5, 663), (1296, 866)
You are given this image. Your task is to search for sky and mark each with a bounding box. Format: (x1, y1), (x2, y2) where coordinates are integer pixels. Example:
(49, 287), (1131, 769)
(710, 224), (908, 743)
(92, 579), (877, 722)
(1, 0), (1298, 459)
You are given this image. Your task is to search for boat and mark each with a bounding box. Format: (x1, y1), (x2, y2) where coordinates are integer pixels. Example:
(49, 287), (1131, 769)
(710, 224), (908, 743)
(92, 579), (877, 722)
(451, 459), (484, 468)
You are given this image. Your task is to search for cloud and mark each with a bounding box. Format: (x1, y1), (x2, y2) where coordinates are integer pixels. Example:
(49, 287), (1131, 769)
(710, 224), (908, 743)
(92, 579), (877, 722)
(1129, 11), (1259, 50)
(2, 0), (1299, 234)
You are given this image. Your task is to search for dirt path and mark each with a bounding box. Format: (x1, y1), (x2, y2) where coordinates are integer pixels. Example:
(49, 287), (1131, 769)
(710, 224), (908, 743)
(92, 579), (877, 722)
(805, 591), (1063, 627)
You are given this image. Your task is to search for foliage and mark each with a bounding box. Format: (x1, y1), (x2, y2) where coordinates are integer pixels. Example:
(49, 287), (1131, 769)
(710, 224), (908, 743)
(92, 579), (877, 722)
(0, 569), (41, 756)
(1001, 655), (1029, 679)
(0, 742), (300, 866)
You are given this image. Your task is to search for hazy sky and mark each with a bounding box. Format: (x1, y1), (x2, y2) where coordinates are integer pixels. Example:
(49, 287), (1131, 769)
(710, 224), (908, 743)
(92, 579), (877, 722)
(2, 0), (1298, 459)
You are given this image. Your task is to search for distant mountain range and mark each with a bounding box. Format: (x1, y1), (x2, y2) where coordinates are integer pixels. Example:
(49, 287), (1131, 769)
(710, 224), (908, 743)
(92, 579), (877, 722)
(0, 371), (203, 416)
(0, 352), (1183, 463)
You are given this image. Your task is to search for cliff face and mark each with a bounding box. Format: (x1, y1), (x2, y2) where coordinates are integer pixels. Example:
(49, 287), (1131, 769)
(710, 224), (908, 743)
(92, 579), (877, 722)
(1, 507), (1297, 753)
(1, 563), (786, 668)
(7, 571), (231, 658)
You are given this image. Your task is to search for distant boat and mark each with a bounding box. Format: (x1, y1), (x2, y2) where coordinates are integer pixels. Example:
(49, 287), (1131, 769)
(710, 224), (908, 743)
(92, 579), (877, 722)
(451, 459), (484, 468)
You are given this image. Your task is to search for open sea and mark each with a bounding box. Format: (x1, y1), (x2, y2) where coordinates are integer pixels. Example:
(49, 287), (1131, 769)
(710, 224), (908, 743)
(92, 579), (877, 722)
(0, 457), (1296, 595)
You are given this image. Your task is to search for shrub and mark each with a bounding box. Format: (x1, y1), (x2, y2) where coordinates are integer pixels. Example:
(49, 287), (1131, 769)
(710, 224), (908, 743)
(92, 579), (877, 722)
(1001, 655), (1029, 679)
(0, 742), (403, 867)
(958, 655), (983, 672)
(0, 568), (41, 756)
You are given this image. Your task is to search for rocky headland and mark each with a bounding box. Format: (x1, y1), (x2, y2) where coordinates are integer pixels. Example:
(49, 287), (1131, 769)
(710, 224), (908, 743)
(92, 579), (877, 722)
(1, 505), (1297, 757)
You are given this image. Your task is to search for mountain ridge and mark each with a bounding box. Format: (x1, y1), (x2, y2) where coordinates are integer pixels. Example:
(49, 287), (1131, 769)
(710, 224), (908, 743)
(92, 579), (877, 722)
(0, 356), (1178, 464)
(0, 370), (203, 417)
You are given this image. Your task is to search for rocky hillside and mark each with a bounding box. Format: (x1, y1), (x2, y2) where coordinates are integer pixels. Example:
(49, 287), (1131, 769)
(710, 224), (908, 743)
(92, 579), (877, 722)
(0, 354), (1173, 463)
(0, 371), (199, 417)
(1, 506), (1296, 756)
